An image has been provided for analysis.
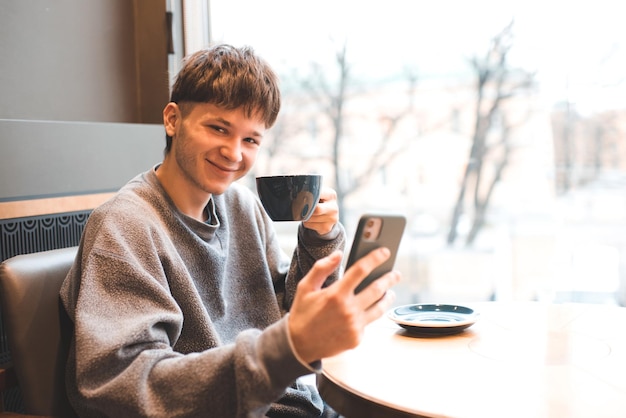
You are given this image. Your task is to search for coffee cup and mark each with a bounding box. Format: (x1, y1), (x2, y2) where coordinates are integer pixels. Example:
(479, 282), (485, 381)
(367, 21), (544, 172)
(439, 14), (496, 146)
(255, 174), (322, 221)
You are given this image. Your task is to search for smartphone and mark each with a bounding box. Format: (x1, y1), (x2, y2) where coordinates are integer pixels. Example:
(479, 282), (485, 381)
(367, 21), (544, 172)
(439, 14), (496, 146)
(346, 214), (407, 294)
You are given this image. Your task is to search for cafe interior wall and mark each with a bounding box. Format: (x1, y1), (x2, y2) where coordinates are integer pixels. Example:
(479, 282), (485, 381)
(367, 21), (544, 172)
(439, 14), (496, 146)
(0, 0), (174, 231)
(0, 0), (181, 411)
(0, 0), (174, 255)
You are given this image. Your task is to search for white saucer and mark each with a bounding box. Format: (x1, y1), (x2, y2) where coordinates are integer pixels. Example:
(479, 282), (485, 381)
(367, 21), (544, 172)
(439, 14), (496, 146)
(388, 304), (479, 336)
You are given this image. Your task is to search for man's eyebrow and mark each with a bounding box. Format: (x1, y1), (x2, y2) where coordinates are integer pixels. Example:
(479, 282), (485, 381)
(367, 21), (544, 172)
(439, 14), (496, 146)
(214, 116), (264, 138)
(251, 130), (264, 139)
(215, 117), (231, 126)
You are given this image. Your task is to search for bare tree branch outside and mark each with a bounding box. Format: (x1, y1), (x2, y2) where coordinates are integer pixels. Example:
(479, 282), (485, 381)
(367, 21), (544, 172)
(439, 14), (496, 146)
(446, 21), (536, 247)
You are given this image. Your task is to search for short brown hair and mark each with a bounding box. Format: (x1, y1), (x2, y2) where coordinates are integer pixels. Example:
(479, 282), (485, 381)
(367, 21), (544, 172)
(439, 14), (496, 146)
(165, 44), (281, 153)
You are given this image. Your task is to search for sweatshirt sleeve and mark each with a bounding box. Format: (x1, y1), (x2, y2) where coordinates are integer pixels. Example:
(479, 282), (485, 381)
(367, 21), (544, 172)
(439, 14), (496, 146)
(281, 222), (346, 309)
(253, 191), (346, 314)
(61, 245), (313, 418)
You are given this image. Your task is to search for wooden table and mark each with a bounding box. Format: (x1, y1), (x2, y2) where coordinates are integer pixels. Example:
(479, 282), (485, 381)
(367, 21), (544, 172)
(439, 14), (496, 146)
(318, 302), (626, 418)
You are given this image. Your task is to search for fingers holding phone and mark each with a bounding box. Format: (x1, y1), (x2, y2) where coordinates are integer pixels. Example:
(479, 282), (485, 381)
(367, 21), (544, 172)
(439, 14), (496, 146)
(287, 214), (406, 363)
(288, 244), (402, 363)
(339, 247), (399, 308)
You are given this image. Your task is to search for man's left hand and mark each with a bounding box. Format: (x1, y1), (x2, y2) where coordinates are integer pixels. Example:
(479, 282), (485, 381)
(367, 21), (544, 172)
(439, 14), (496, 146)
(302, 187), (338, 235)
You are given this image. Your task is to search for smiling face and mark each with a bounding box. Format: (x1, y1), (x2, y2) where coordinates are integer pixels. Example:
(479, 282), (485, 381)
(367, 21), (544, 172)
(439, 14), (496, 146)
(156, 101), (266, 220)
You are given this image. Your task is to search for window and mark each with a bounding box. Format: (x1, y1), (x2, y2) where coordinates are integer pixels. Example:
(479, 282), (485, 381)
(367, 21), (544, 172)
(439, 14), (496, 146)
(195, 0), (626, 306)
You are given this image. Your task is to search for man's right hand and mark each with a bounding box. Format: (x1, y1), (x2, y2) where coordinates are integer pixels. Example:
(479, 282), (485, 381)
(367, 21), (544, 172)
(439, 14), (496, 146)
(287, 248), (402, 364)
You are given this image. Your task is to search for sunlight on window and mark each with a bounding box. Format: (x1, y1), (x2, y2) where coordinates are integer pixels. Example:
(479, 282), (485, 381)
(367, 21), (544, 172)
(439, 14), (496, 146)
(199, 0), (626, 306)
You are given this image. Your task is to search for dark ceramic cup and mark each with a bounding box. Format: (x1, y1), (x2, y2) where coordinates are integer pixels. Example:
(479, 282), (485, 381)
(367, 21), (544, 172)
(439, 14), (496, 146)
(256, 175), (322, 221)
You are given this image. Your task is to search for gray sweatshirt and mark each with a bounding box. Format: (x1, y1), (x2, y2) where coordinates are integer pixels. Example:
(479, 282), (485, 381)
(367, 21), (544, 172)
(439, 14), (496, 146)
(60, 167), (345, 417)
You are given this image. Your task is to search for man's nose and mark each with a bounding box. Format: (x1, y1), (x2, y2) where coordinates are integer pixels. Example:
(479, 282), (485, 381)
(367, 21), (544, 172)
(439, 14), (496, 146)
(220, 140), (243, 162)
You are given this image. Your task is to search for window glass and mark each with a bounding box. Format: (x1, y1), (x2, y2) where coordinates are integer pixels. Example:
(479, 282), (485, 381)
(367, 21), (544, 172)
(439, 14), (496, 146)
(205, 0), (626, 306)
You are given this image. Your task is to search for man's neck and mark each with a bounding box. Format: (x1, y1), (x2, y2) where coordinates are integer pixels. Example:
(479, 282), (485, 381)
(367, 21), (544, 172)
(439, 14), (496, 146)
(155, 162), (211, 222)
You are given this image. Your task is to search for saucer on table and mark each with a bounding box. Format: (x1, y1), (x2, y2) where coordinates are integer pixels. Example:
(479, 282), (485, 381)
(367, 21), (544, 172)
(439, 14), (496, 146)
(388, 303), (479, 336)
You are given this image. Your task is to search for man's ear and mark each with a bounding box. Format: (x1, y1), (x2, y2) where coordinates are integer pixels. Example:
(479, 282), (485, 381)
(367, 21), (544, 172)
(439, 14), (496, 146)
(163, 102), (180, 137)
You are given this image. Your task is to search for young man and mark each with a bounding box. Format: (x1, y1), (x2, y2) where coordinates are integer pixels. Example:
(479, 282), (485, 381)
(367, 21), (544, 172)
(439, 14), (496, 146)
(60, 44), (400, 417)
